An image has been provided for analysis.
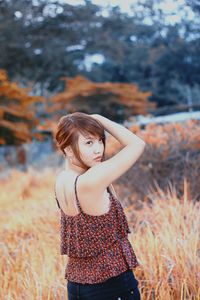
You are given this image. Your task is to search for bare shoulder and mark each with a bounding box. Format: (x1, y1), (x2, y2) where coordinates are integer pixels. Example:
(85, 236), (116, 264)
(55, 170), (68, 187)
(55, 169), (104, 196)
(78, 170), (101, 193)
(55, 170), (86, 194)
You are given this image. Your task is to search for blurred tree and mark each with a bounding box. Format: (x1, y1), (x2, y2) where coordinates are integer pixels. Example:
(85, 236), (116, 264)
(0, 0), (200, 112)
(0, 69), (44, 145)
(48, 75), (155, 122)
(185, 0), (200, 15)
(125, 0), (200, 108)
(0, 0), (102, 95)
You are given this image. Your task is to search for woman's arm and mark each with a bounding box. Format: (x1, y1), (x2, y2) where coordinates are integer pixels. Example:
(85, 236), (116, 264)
(91, 114), (145, 147)
(81, 114), (146, 192)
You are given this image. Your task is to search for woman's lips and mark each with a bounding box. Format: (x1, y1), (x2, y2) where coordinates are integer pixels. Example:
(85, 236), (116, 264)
(94, 156), (102, 161)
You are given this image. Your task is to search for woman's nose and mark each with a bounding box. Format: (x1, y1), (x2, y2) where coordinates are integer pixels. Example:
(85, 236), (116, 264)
(94, 147), (101, 154)
(94, 142), (102, 153)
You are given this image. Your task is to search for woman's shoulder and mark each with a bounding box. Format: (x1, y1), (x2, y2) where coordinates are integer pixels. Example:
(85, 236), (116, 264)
(55, 169), (100, 193)
(55, 169), (83, 191)
(55, 169), (72, 189)
(55, 169), (67, 183)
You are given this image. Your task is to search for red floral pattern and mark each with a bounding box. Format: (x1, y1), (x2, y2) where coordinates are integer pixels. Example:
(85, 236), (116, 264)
(55, 175), (139, 284)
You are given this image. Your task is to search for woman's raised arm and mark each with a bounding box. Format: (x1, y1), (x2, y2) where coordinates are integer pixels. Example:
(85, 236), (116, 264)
(81, 114), (146, 192)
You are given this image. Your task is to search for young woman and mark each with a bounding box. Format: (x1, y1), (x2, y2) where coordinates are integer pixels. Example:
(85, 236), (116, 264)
(54, 112), (145, 300)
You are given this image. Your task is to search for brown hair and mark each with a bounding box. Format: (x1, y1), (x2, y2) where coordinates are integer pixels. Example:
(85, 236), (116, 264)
(54, 112), (106, 170)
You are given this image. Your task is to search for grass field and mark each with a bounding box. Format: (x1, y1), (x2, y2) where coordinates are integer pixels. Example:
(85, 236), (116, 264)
(0, 166), (199, 300)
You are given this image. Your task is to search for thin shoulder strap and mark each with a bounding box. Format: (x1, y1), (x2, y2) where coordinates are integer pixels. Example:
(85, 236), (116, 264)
(54, 184), (61, 209)
(74, 176), (114, 214)
(108, 184), (116, 198)
(74, 174), (83, 213)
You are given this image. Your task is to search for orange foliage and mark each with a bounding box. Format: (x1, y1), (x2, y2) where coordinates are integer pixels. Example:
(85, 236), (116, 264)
(107, 119), (200, 157)
(48, 75), (156, 117)
(0, 69), (44, 145)
(141, 119), (200, 152)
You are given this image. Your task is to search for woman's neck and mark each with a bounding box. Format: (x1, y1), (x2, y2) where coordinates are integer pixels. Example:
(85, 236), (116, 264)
(65, 159), (86, 174)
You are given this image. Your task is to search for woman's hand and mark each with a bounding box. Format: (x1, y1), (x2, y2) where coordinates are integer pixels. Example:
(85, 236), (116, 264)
(90, 113), (100, 119)
(90, 114), (101, 122)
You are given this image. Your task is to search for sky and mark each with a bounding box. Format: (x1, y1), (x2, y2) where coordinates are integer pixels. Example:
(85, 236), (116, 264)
(61, 0), (135, 13)
(60, 0), (193, 24)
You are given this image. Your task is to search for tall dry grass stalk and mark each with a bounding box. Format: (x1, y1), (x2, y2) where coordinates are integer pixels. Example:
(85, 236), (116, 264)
(0, 168), (199, 300)
(127, 178), (200, 299)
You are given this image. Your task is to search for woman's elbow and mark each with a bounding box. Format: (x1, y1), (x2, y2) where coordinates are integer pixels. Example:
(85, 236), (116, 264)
(140, 139), (146, 149)
(139, 140), (146, 154)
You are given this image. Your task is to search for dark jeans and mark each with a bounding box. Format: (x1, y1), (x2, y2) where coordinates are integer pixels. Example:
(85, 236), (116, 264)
(67, 269), (141, 300)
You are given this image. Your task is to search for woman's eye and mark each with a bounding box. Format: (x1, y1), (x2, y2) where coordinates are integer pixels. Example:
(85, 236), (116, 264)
(86, 139), (102, 145)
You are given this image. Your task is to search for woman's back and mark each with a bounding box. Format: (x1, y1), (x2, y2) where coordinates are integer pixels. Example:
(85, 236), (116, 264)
(55, 170), (112, 217)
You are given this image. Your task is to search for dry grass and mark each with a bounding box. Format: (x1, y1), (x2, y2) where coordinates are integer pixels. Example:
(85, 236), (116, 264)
(127, 179), (200, 299)
(0, 167), (199, 300)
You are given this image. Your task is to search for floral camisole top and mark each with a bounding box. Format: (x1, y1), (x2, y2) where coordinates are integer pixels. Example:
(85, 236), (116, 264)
(55, 174), (139, 284)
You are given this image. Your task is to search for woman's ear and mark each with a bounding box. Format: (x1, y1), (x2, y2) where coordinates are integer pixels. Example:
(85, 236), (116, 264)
(64, 146), (73, 157)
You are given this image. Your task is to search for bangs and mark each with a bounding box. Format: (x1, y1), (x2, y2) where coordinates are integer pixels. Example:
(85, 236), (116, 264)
(78, 121), (105, 141)
(79, 129), (105, 140)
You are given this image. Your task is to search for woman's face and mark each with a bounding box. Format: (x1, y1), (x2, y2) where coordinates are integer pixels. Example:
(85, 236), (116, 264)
(75, 132), (105, 168)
